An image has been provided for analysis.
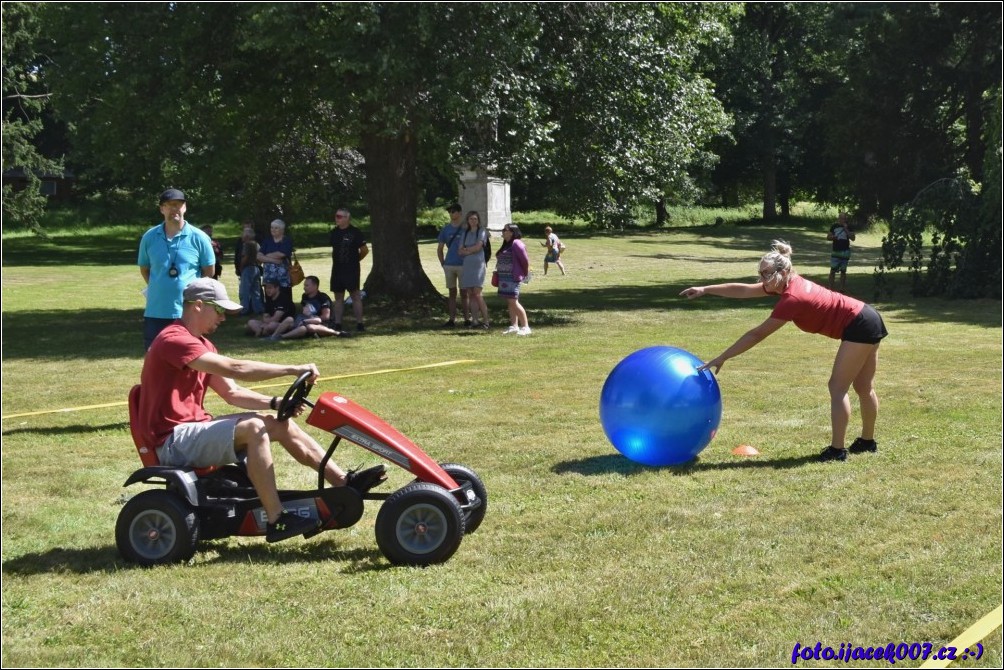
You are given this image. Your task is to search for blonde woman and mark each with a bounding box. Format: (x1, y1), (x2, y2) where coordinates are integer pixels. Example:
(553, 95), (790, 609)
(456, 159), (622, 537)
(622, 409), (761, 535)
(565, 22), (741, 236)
(258, 218), (295, 306)
(680, 240), (887, 462)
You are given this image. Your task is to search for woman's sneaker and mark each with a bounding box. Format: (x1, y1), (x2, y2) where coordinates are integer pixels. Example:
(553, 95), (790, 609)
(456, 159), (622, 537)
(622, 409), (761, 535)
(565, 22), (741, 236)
(848, 437), (877, 453)
(502, 325), (519, 334)
(819, 445), (847, 462)
(517, 326), (532, 336)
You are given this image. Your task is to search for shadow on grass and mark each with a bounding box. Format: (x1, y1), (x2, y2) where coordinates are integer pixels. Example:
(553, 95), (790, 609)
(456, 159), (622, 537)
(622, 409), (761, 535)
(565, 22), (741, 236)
(2, 308), (149, 360)
(3, 223), (998, 363)
(1, 422), (128, 436)
(553, 452), (820, 476)
(1, 540), (389, 576)
(3, 277), (996, 363)
(1, 231), (144, 267)
(204, 541), (390, 573)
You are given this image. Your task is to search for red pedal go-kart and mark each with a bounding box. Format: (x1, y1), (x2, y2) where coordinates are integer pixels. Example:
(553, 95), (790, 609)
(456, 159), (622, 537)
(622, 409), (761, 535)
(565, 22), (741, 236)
(117, 372), (487, 567)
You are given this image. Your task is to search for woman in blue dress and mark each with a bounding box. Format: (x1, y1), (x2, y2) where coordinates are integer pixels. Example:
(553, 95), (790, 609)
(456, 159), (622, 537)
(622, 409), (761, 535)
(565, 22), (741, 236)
(457, 211), (492, 330)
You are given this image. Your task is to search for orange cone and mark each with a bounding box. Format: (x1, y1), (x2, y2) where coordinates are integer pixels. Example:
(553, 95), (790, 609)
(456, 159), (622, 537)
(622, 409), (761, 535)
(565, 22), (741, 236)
(732, 444), (760, 456)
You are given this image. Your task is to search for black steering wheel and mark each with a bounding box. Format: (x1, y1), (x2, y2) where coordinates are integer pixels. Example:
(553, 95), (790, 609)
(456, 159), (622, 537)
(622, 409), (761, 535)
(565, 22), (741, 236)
(276, 370), (315, 422)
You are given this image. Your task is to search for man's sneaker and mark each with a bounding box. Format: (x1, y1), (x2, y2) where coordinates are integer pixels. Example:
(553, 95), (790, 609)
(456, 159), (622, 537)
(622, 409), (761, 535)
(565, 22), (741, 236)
(819, 445), (848, 462)
(517, 326), (532, 336)
(848, 437), (877, 453)
(463, 319), (473, 327)
(356, 323), (366, 332)
(502, 325), (519, 334)
(346, 464), (388, 492)
(442, 320), (457, 329)
(266, 511), (317, 543)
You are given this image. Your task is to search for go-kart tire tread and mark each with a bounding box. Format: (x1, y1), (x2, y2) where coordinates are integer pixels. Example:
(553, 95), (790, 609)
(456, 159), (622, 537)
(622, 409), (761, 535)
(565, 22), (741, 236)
(375, 482), (465, 566)
(116, 489), (199, 566)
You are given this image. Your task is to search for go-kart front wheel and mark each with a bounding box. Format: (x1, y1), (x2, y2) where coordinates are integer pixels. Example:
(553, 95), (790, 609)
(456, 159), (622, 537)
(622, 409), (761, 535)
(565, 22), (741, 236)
(116, 490), (200, 566)
(375, 483), (465, 566)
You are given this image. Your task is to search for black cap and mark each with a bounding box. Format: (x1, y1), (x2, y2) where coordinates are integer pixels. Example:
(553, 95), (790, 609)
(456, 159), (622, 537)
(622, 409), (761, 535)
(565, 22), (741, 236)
(159, 188), (186, 204)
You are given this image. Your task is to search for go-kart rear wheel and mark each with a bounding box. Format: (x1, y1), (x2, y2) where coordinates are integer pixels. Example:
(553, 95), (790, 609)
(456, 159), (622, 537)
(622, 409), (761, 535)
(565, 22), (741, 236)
(375, 483), (465, 566)
(439, 463), (487, 534)
(116, 490), (199, 566)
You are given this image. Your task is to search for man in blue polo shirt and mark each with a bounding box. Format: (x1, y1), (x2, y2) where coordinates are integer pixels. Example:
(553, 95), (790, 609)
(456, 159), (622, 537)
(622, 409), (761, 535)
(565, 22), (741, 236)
(436, 203), (471, 327)
(138, 188), (216, 349)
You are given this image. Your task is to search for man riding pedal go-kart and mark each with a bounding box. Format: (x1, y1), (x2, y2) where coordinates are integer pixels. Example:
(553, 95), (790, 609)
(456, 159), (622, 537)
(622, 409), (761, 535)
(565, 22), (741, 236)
(119, 278), (485, 566)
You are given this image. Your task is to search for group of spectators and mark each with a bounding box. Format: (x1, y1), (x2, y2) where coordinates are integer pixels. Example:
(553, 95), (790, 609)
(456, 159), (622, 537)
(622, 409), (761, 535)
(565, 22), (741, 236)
(435, 203), (567, 336)
(138, 188), (574, 348)
(238, 210), (368, 342)
(138, 189), (368, 349)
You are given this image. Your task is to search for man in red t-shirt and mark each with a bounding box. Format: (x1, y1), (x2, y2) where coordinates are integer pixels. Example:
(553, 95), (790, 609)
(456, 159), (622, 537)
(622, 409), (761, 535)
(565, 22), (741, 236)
(681, 240), (887, 463)
(138, 278), (385, 542)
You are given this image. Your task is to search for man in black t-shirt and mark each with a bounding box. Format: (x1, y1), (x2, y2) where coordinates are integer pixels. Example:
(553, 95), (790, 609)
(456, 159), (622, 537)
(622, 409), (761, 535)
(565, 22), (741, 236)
(275, 276), (349, 340)
(329, 208), (369, 332)
(246, 280), (295, 339)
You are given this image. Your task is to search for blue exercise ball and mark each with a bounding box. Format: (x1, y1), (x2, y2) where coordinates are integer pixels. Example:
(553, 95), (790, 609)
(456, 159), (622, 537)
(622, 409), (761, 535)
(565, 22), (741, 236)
(599, 346), (722, 466)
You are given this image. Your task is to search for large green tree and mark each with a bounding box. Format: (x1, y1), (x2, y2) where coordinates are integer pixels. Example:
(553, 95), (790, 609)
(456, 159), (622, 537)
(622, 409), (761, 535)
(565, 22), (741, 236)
(2, 2), (64, 230)
(706, 2), (847, 219)
(39, 3), (361, 226)
(821, 3), (1002, 298)
(259, 3), (544, 298)
(36, 2), (731, 298)
(521, 3), (731, 227)
(821, 3), (1002, 219)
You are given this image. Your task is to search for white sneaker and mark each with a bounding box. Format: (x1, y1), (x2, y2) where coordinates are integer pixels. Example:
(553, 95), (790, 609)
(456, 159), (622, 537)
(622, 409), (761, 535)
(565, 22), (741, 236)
(502, 325), (519, 334)
(517, 326), (532, 336)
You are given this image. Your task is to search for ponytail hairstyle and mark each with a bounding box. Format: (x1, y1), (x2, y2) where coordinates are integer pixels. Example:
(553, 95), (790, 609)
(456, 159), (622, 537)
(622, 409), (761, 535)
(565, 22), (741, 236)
(760, 240), (793, 282)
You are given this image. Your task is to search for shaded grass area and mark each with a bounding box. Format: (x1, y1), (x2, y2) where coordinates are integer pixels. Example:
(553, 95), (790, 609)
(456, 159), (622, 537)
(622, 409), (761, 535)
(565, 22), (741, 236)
(2, 208), (1001, 667)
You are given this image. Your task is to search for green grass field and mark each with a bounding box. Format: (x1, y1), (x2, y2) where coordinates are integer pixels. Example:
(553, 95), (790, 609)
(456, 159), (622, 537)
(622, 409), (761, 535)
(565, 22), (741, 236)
(2, 208), (1001, 667)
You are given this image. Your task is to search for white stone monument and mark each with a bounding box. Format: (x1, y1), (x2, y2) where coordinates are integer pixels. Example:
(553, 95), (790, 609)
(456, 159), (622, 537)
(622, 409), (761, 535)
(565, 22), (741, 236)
(458, 167), (511, 235)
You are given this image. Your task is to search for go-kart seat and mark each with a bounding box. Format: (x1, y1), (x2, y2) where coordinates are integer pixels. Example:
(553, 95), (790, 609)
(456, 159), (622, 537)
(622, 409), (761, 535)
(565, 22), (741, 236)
(128, 384), (221, 475)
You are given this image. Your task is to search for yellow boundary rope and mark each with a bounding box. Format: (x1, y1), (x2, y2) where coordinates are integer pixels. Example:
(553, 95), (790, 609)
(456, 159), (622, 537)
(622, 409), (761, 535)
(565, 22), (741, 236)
(919, 604), (1003, 669)
(1, 359), (477, 421)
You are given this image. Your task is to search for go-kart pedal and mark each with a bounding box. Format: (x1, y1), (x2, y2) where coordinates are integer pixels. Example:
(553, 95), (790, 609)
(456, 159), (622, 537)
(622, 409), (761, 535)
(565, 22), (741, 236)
(346, 464), (387, 493)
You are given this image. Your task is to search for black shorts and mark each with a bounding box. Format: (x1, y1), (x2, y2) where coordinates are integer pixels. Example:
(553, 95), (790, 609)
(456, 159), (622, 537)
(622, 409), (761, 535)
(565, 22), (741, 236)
(330, 268), (360, 293)
(841, 304), (888, 344)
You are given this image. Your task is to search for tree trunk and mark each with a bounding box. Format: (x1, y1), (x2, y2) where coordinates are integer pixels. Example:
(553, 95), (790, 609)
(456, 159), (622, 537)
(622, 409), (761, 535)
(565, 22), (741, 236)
(360, 129), (439, 300)
(777, 165), (790, 218)
(761, 151), (778, 220)
(721, 182), (739, 208)
(655, 197), (667, 226)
